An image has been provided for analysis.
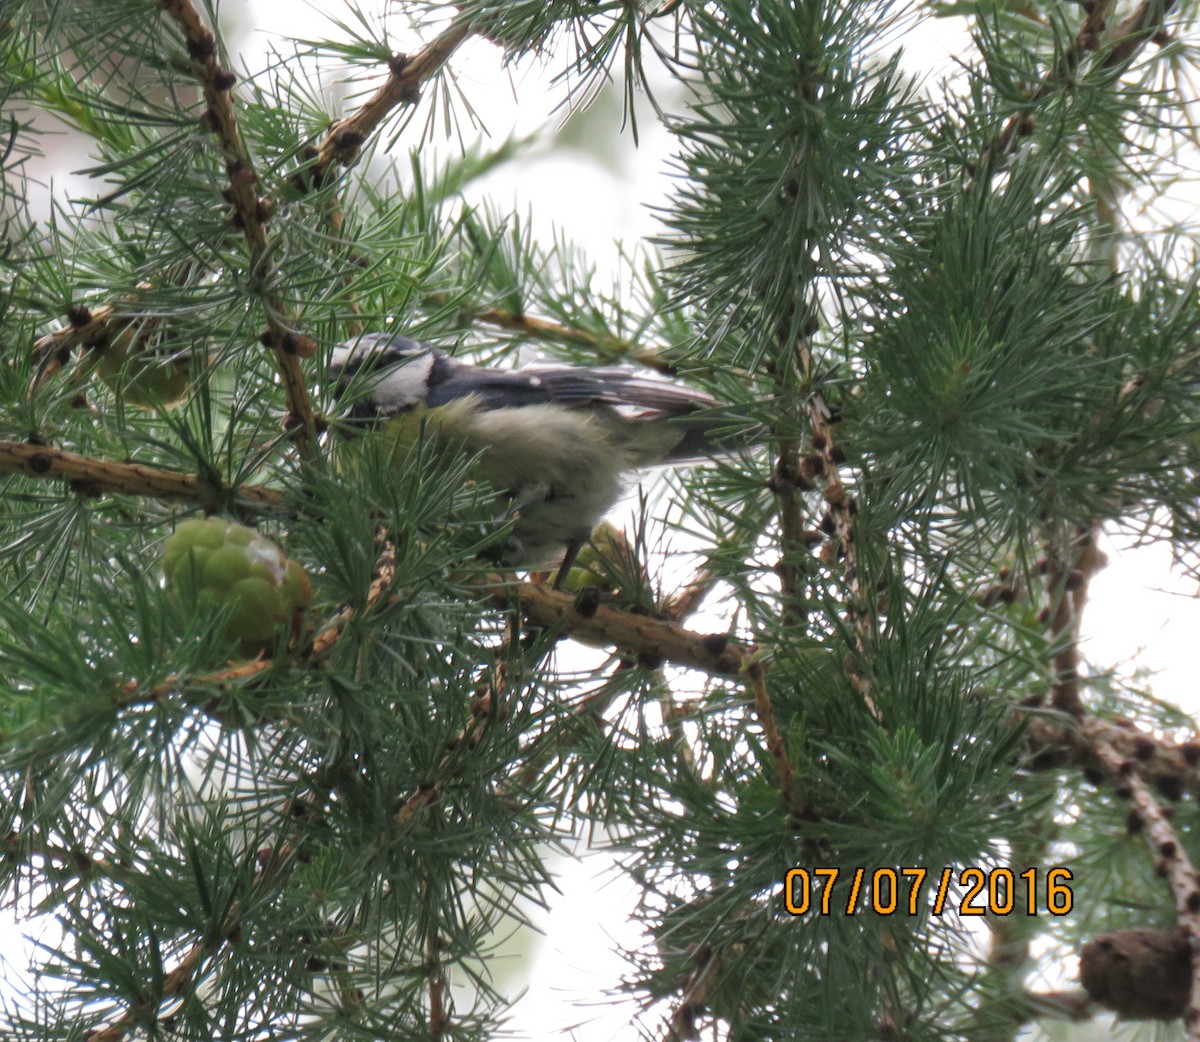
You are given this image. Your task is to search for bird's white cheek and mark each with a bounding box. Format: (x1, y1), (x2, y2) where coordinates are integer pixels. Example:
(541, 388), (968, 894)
(367, 352), (437, 412)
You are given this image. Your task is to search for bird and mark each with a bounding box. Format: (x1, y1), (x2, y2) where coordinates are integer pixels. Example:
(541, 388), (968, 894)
(328, 332), (751, 586)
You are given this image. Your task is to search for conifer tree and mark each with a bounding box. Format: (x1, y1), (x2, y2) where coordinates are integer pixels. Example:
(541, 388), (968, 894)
(2, 1), (1199, 1040)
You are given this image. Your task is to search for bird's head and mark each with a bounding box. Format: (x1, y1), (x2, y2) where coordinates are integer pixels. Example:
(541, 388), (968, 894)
(328, 334), (442, 424)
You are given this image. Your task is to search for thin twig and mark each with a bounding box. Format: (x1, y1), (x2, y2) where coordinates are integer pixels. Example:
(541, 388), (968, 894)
(976, 0), (1116, 167)
(744, 655), (800, 814)
(305, 538), (398, 657)
(427, 928), (449, 1039)
(770, 441), (809, 627)
(431, 294), (675, 373)
(663, 946), (721, 1042)
(0, 835), (145, 889)
(1023, 988), (1095, 1021)
(302, 19), (475, 189)
(972, 814), (1056, 1038)
(1044, 527), (1103, 716)
(157, 0), (316, 452)
(392, 622), (500, 828)
(86, 941), (213, 1042)
(977, 0), (1175, 173)
(84, 843), (296, 1042)
(324, 198), (365, 340)
(661, 566), (719, 622)
(1102, 0), (1179, 70)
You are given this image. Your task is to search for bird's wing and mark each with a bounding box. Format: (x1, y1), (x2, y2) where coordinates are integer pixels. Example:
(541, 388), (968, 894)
(330, 337), (753, 462)
(333, 335), (717, 419)
(426, 362), (718, 420)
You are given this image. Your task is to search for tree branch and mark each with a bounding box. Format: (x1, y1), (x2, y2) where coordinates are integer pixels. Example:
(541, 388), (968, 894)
(769, 440), (809, 628)
(29, 303), (118, 390)
(1022, 987), (1096, 1021)
(1025, 712), (1200, 801)
(84, 842), (298, 1042)
(977, 0), (1175, 172)
(429, 293), (676, 374)
(157, 0), (317, 453)
(0, 438), (286, 513)
(1043, 527), (1104, 716)
(299, 19), (475, 190)
(663, 946), (721, 1042)
(661, 565), (720, 623)
(1102, 0), (1179, 70)
(495, 581), (751, 677)
(1092, 732), (1200, 1038)
(796, 337), (881, 722)
(744, 654), (801, 814)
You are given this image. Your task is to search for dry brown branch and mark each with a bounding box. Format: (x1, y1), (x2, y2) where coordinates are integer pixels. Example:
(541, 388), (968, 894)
(0, 439), (286, 513)
(157, 0), (317, 452)
(978, 0), (1113, 165)
(306, 538), (398, 658)
(85, 936), (212, 1042)
(118, 656), (277, 714)
(427, 928), (449, 1039)
(1025, 712), (1200, 800)
(28, 303), (118, 391)
(1103, 0), (1179, 69)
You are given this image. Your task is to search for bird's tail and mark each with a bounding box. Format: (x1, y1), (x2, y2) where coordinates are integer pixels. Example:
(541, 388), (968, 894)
(625, 406), (764, 467)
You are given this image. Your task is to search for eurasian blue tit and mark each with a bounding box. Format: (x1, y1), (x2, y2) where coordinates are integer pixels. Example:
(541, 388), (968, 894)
(329, 332), (748, 584)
